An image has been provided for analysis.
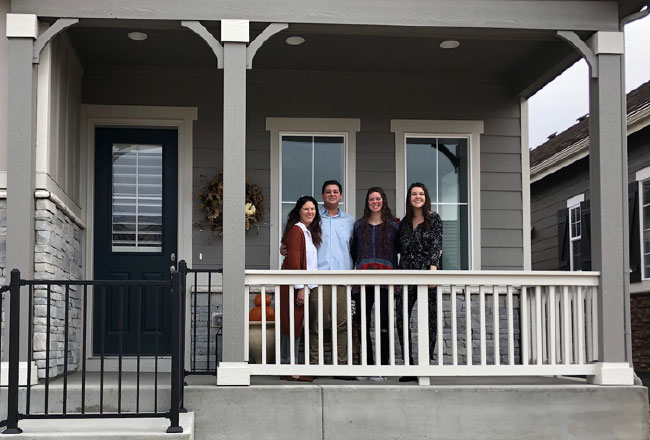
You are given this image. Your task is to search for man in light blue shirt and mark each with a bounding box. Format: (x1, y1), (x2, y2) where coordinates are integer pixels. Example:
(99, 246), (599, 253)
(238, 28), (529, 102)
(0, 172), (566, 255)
(310, 180), (354, 366)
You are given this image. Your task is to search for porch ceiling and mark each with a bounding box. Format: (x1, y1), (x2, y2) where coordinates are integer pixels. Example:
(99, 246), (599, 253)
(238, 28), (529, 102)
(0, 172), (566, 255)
(66, 22), (581, 97)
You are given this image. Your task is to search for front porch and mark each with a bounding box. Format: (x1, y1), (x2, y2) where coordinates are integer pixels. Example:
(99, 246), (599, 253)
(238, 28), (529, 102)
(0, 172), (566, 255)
(1, 0), (648, 437)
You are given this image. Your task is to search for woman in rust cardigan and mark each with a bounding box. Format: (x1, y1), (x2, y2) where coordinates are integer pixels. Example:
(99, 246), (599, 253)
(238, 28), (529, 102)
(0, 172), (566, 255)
(280, 195), (322, 380)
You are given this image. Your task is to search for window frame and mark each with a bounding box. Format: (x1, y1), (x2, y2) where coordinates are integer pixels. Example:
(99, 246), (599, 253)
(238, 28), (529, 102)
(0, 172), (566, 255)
(636, 167), (650, 280)
(391, 120), (483, 270)
(267, 118), (360, 269)
(566, 193), (584, 272)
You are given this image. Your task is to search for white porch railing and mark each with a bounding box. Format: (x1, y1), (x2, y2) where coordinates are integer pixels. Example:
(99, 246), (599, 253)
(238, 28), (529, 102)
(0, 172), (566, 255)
(244, 270), (600, 380)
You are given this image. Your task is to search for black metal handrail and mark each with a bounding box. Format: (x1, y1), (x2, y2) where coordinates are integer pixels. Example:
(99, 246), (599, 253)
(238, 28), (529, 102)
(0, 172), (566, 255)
(0, 268), (185, 434)
(182, 264), (223, 376)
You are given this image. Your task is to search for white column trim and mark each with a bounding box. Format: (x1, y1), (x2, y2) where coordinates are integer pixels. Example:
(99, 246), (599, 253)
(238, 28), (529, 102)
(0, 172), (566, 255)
(221, 19), (250, 43)
(521, 99), (532, 270)
(266, 117), (361, 269)
(589, 362), (635, 385)
(391, 119), (484, 270)
(80, 104), (197, 367)
(6, 14), (38, 39)
(588, 31), (625, 55)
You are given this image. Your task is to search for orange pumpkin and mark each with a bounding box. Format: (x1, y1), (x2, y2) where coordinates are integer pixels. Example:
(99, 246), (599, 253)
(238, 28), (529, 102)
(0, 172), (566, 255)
(254, 293), (272, 307)
(249, 306), (275, 321)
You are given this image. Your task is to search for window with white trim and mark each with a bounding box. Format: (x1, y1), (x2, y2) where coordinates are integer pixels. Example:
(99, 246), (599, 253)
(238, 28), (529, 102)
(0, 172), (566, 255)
(281, 135), (345, 232)
(566, 193), (584, 272)
(267, 118), (359, 268)
(392, 120), (483, 270)
(641, 180), (650, 279)
(406, 136), (469, 270)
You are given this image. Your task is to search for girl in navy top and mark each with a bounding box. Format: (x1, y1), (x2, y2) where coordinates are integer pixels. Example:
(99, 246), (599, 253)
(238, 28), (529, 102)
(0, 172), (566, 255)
(351, 187), (399, 368)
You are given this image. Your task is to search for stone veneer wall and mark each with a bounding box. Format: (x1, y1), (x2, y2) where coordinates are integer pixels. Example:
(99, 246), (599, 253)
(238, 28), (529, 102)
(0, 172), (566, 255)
(191, 291), (223, 371)
(33, 198), (83, 378)
(631, 293), (650, 372)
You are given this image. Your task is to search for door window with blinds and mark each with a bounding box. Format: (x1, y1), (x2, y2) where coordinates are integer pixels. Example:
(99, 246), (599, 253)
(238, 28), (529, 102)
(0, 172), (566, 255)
(111, 144), (164, 253)
(406, 136), (469, 270)
(280, 135), (345, 231)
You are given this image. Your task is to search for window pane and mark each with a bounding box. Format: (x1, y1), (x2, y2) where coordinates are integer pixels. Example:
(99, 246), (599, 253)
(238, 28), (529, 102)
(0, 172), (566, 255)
(406, 138), (437, 203)
(438, 138), (468, 204)
(572, 239), (582, 271)
(644, 253), (650, 279)
(643, 181), (650, 206)
(112, 144), (163, 253)
(437, 204), (469, 270)
(313, 136), (345, 201)
(282, 136), (313, 201)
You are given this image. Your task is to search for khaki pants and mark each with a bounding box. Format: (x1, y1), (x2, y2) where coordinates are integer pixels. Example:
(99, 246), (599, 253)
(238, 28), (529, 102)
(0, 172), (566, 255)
(309, 285), (348, 365)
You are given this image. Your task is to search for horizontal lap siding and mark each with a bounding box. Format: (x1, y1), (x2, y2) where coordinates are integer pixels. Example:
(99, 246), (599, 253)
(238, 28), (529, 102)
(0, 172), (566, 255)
(530, 127), (650, 271)
(481, 114), (523, 269)
(530, 158), (590, 270)
(83, 67), (524, 270)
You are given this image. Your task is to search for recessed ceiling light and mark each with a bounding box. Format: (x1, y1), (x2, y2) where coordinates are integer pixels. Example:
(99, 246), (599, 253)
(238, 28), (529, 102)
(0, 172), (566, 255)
(127, 31), (148, 41)
(286, 36), (305, 46)
(440, 40), (460, 49)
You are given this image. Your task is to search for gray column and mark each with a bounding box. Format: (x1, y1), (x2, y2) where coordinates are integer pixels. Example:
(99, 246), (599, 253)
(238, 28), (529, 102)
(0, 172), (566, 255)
(6, 36), (37, 362)
(589, 53), (628, 363)
(221, 41), (247, 363)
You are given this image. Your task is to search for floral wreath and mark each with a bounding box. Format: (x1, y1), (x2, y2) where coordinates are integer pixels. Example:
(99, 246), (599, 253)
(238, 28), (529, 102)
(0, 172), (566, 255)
(196, 170), (265, 235)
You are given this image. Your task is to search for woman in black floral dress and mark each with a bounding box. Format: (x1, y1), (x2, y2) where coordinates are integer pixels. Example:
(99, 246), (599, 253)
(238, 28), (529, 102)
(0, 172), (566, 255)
(396, 182), (442, 382)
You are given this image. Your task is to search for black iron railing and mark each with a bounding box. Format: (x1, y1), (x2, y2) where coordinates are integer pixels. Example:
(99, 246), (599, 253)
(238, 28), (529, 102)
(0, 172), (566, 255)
(0, 268), (185, 434)
(181, 264), (223, 376)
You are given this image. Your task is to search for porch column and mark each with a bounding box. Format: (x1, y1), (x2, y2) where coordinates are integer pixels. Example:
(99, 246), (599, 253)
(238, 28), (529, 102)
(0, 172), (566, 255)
(587, 32), (634, 384)
(5, 14), (38, 364)
(218, 20), (250, 385)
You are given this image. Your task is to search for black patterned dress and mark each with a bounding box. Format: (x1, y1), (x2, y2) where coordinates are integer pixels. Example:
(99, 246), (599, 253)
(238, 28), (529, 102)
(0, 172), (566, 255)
(395, 212), (443, 365)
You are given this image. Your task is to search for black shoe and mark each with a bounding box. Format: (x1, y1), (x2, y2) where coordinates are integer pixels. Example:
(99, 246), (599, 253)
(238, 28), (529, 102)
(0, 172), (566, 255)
(334, 376), (357, 381)
(399, 376), (417, 382)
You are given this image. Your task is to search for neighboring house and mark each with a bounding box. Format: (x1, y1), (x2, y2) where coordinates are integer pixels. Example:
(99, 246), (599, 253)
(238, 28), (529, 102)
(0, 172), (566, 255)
(0, 1), (648, 439)
(530, 79), (650, 371)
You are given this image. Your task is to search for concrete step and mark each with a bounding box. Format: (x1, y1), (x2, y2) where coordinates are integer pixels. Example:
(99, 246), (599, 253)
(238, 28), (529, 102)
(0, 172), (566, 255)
(5, 412), (193, 440)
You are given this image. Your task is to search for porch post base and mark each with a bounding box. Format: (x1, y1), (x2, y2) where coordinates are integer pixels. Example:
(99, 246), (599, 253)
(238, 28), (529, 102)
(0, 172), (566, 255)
(589, 362), (635, 385)
(217, 362), (251, 386)
(418, 376), (430, 386)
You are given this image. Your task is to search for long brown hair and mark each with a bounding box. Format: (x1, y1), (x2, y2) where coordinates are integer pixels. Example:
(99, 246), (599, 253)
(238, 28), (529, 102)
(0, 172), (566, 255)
(404, 182), (433, 231)
(281, 195), (322, 247)
(361, 187), (393, 253)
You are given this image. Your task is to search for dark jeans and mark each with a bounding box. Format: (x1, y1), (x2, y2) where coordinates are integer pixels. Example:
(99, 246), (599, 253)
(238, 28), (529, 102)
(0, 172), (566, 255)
(353, 286), (389, 366)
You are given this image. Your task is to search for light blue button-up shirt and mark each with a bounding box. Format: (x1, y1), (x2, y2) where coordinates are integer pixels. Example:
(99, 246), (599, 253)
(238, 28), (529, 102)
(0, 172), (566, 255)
(318, 206), (354, 270)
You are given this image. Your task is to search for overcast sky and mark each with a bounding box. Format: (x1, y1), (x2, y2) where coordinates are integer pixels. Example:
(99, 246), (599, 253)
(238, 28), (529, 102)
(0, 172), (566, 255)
(528, 13), (650, 149)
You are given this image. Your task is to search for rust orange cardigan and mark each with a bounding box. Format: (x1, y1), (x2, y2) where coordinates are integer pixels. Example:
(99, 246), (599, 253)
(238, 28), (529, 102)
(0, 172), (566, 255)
(280, 224), (308, 337)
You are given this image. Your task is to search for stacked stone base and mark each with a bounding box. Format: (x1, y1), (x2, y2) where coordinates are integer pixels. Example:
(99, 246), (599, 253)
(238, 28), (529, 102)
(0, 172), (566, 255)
(33, 198), (83, 378)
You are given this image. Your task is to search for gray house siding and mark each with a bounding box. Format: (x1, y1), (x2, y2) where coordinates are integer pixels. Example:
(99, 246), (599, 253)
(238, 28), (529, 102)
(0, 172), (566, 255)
(531, 125), (650, 271)
(82, 66), (524, 270)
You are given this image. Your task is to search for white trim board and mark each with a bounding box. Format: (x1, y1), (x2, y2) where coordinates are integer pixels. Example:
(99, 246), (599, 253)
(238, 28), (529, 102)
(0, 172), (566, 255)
(266, 117), (360, 269)
(566, 193), (585, 208)
(520, 99), (532, 270)
(391, 119), (483, 270)
(80, 104), (197, 369)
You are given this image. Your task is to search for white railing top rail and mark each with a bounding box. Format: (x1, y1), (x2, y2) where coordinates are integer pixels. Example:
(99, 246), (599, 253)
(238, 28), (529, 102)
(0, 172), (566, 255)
(244, 270), (600, 287)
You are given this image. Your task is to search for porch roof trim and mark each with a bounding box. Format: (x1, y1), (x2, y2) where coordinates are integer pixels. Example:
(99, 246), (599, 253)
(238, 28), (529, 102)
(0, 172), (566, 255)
(12, 0), (622, 32)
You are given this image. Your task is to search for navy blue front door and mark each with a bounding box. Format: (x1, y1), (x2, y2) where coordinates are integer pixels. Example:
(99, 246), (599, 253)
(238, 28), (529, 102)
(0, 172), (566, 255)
(93, 128), (178, 355)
